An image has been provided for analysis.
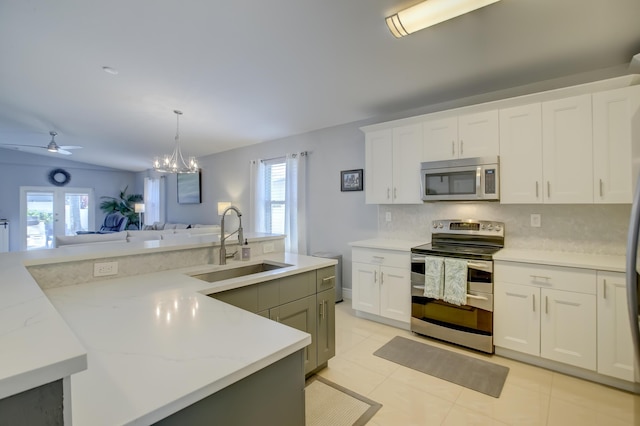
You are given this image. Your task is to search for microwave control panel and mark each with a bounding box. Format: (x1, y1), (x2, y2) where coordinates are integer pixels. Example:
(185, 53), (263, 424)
(484, 169), (496, 194)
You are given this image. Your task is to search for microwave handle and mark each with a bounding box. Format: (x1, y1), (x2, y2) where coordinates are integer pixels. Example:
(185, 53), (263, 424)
(476, 166), (482, 197)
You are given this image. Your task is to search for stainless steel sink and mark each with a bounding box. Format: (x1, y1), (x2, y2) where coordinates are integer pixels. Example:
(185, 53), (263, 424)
(191, 262), (290, 283)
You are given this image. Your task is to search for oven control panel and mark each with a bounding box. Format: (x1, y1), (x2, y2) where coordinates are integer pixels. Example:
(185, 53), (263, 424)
(431, 219), (504, 237)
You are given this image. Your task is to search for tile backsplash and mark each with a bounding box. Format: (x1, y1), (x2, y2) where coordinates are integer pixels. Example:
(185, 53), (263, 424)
(378, 203), (630, 255)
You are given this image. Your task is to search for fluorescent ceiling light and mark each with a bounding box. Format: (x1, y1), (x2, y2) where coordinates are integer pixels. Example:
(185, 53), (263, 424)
(386, 0), (501, 38)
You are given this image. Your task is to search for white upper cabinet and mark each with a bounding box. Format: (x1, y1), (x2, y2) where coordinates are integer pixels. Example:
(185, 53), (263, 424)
(422, 116), (457, 161)
(458, 110), (500, 159)
(592, 85), (640, 203)
(542, 94), (594, 203)
(499, 103), (543, 204)
(365, 124), (422, 204)
(365, 129), (393, 204)
(423, 111), (499, 161)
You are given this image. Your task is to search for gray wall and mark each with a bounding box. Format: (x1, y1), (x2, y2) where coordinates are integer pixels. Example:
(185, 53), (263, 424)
(142, 121), (380, 290)
(0, 148), (137, 252)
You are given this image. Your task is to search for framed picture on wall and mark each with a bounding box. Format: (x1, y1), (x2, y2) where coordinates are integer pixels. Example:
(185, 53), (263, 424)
(177, 170), (202, 204)
(341, 169), (363, 192)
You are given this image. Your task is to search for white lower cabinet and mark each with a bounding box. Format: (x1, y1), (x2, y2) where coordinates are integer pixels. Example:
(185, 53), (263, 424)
(597, 271), (635, 381)
(494, 261), (597, 371)
(352, 247), (410, 324)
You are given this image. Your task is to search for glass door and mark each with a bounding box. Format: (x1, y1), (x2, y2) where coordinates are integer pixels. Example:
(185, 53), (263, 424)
(20, 187), (95, 250)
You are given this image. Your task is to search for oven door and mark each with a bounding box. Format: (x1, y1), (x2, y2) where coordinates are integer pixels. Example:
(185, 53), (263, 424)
(410, 254), (493, 310)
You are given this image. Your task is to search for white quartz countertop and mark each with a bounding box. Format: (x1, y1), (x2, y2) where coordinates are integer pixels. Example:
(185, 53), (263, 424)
(0, 237), (336, 425)
(494, 248), (625, 272)
(349, 238), (428, 252)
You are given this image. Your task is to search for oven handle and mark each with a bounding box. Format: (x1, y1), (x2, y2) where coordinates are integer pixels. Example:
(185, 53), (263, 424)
(412, 285), (489, 301)
(465, 293), (489, 301)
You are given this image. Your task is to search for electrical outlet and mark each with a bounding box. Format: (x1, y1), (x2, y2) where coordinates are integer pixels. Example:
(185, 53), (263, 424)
(385, 212), (392, 222)
(263, 243), (274, 254)
(94, 261), (118, 277)
(530, 214), (541, 228)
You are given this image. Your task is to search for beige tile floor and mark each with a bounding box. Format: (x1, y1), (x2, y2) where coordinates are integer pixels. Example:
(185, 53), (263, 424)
(317, 302), (640, 426)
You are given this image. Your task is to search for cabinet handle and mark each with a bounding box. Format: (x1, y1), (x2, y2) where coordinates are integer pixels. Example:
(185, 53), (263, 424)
(460, 140), (464, 155)
(387, 188), (390, 199)
(599, 179), (604, 197)
(532, 294), (535, 312)
(547, 181), (551, 198)
(545, 296), (549, 314)
(536, 181), (539, 198)
(374, 270), (377, 283)
(394, 187), (397, 199)
(452, 141), (455, 156)
(319, 301), (324, 319)
(324, 300), (328, 320)
(603, 279), (607, 299)
(530, 275), (551, 282)
(380, 272), (384, 285)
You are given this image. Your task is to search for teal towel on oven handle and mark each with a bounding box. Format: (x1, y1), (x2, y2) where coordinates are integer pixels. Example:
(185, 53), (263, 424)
(443, 258), (468, 306)
(423, 256), (444, 299)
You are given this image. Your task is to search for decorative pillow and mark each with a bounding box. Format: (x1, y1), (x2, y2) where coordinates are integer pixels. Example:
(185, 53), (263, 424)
(174, 223), (189, 230)
(143, 225), (155, 230)
(153, 222), (165, 230)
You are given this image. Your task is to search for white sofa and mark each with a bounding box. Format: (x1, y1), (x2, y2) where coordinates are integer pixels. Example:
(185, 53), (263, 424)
(55, 225), (221, 247)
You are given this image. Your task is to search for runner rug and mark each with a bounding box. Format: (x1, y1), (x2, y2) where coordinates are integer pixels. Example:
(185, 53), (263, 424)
(373, 336), (509, 398)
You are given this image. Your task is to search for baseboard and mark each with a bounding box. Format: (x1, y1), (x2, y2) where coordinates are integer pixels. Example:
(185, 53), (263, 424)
(495, 347), (640, 393)
(342, 288), (352, 300)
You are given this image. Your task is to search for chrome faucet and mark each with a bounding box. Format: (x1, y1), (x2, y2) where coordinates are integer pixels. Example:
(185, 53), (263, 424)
(219, 205), (244, 265)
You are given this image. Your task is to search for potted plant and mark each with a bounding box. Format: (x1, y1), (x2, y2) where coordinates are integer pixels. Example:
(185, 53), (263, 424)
(99, 186), (144, 230)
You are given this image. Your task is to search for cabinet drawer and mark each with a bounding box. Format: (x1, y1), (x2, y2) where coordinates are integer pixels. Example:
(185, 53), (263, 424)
(352, 248), (408, 268)
(495, 261), (596, 294)
(316, 266), (336, 292)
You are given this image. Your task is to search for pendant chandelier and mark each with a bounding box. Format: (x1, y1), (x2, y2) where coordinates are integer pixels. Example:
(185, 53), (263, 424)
(153, 110), (199, 173)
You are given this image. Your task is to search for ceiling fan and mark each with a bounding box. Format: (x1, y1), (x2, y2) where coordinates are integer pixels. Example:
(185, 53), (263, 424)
(0, 131), (82, 155)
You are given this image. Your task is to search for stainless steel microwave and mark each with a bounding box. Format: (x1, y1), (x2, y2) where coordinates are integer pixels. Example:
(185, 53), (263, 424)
(421, 156), (499, 201)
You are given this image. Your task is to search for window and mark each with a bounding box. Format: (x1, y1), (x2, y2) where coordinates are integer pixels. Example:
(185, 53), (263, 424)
(263, 158), (286, 234)
(250, 153), (306, 254)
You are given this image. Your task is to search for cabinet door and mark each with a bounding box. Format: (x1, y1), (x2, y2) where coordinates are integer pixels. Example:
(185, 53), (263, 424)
(593, 86), (640, 204)
(542, 95), (593, 203)
(392, 124), (423, 204)
(499, 103), (543, 203)
(270, 295), (317, 375)
(317, 288), (336, 366)
(458, 110), (499, 159)
(540, 288), (596, 370)
(423, 116), (458, 161)
(379, 265), (410, 323)
(494, 282), (540, 356)
(597, 271), (635, 381)
(352, 262), (379, 315)
(365, 129), (394, 204)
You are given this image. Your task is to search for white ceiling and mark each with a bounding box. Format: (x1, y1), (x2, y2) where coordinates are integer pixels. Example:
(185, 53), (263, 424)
(0, 0), (639, 172)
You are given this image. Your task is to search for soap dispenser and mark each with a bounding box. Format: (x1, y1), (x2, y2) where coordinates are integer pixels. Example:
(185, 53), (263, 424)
(241, 239), (251, 261)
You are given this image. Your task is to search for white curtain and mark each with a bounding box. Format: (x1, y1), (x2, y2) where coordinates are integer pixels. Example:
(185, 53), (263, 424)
(249, 159), (266, 233)
(144, 176), (165, 225)
(285, 152), (307, 254)
(249, 153), (308, 254)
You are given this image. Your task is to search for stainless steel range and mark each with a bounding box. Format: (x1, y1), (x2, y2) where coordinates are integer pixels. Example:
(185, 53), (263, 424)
(410, 219), (504, 353)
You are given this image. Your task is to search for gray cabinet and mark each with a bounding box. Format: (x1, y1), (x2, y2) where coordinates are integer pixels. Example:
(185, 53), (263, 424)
(209, 265), (336, 375)
(212, 285), (258, 312)
(270, 295), (317, 374)
(317, 287), (335, 366)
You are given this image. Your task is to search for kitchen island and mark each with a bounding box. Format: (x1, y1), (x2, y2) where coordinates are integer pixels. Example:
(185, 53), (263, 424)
(0, 234), (337, 425)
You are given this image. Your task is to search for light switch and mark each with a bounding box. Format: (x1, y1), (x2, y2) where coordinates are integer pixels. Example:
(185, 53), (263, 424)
(385, 212), (392, 222)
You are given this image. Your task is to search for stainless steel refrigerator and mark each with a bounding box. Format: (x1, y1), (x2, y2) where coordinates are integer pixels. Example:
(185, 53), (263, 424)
(626, 175), (640, 381)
